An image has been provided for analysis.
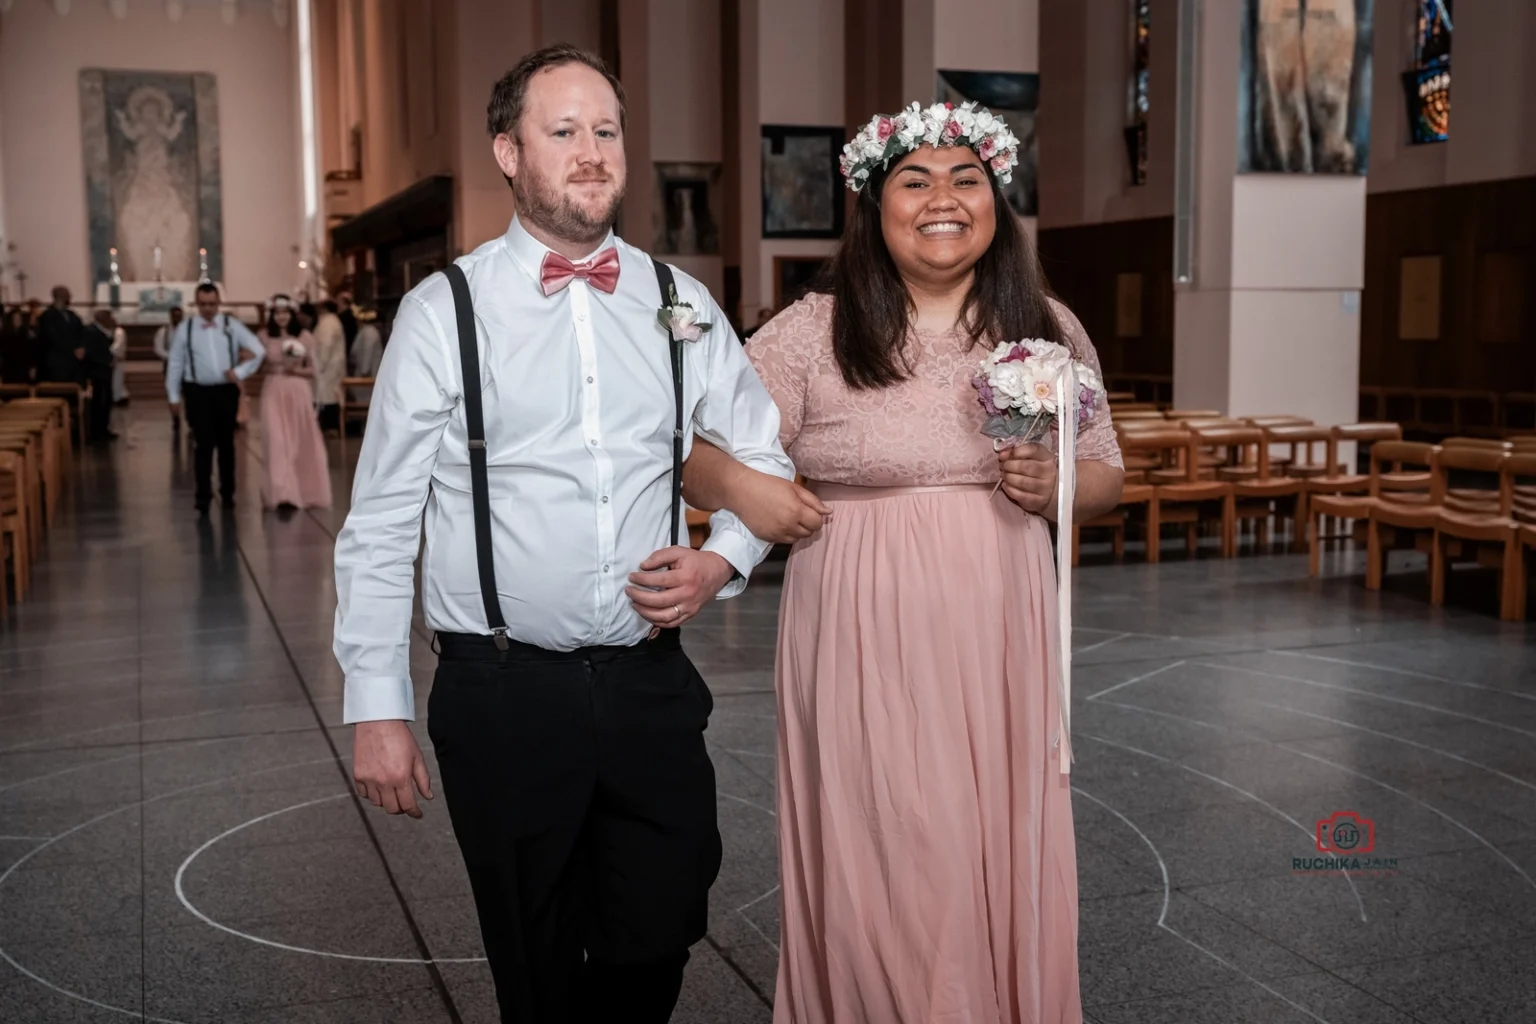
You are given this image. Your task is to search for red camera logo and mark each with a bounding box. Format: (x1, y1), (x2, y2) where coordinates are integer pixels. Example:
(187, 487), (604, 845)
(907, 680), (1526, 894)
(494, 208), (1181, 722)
(1316, 811), (1375, 854)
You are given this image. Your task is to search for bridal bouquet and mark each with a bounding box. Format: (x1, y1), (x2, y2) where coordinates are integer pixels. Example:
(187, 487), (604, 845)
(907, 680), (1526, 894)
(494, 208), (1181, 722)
(972, 339), (1104, 450)
(282, 339), (307, 360)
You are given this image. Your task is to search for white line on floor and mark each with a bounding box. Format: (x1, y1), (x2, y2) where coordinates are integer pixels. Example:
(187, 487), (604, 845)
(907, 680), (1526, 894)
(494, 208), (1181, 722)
(1085, 661), (1186, 702)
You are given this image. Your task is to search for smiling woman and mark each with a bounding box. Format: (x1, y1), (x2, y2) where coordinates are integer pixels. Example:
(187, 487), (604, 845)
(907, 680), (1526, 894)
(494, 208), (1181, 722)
(683, 101), (1125, 1024)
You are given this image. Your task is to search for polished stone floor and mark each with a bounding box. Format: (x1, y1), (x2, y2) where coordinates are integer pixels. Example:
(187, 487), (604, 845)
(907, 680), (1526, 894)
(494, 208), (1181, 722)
(1, 410), (1533, 1024)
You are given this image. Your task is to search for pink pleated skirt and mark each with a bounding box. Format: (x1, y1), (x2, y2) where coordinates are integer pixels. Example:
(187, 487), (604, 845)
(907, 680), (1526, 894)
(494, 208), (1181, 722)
(259, 376), (332, 510)
(773, 483), (1081, 1024)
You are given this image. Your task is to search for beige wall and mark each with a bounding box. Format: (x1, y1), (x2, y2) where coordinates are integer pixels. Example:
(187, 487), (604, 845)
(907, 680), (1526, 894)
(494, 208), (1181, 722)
(1368, 0), (1536, 195)
(1038, 0), (1176, 230)
(0, 1), (301, 301)
(740, 0), (845, 316)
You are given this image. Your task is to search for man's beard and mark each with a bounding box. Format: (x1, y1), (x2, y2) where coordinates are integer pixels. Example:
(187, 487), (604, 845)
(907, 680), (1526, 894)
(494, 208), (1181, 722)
(513, 161), (625, 246)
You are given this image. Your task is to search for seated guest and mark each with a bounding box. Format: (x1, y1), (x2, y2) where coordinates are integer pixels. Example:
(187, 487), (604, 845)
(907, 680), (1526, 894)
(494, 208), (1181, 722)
(0, 306), (35, 384)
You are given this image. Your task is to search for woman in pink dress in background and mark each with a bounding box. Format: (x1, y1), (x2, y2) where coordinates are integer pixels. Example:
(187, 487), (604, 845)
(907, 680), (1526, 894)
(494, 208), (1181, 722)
(258, 295), (332, 510)
(688, 103), (1124, 1023)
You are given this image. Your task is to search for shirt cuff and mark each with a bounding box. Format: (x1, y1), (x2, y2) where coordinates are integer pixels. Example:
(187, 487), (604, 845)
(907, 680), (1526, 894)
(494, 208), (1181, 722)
(342, 676), (417, 724)
(701, 525), (764, 600)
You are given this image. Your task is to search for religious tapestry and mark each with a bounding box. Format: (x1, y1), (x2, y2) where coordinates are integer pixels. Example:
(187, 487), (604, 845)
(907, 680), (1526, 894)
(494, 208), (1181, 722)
(1237, 0), (1374, 174)
(80, 69), (224, 288)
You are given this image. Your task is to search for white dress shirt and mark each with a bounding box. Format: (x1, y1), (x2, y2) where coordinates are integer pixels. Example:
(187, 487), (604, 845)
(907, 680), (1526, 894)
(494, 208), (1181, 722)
(164, 313), (265, 403)
(334, 217), (794, 723)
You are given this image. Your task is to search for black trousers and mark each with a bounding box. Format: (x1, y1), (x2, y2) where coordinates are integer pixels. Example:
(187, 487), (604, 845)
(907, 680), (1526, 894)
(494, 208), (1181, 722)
(86, 367), (113, 441)
(182, 383), (240, 508)
(427, 629), (721, 1024)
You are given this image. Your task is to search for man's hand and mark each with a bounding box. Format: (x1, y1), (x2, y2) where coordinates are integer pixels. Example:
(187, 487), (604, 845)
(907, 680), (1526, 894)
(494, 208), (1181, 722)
(224, 368), (240, 384)
(998, 443), (1058, 516)
(168, 402), (182, 418)
(734, 473), (831, 543)
(352, 720), (434, 819)
(626, 547), (736, 628)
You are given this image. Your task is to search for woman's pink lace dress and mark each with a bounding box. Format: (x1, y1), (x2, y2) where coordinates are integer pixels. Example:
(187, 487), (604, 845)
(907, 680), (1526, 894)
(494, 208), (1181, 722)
(747, 293), (1121, 1024)
(258, 332), (332, 510)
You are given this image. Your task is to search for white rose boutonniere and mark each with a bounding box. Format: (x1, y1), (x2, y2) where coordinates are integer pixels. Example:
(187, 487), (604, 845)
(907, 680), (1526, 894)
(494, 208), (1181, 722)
(657, 285), (712, 343)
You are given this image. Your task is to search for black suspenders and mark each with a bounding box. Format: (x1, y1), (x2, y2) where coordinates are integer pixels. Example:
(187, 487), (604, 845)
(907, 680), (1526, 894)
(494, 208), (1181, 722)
(441, 257), (687, 647)
(653, 261), (686, 549)
(443, 264), (510, 648)
(184, 315), (237, 383)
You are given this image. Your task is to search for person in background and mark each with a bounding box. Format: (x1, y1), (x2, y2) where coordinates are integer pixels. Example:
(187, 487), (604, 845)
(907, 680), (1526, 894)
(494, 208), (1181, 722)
(36, 286), (85, 384)
(742, 305), (776, 341)
(110, 316), (129, 406)
(82, 309), (119, 442)
(258, 295), (331, 510)
(166, 283), (265, 514)
(336, 290), (359, 356)
(153, 306), (186, 432)
(310, 299), (346, 433)
(0, 306), (36, 385)
(349, 306), (382, 377)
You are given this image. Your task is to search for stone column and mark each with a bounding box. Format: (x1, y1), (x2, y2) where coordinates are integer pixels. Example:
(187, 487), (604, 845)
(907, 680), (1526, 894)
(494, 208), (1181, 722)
(448, 0), (536, 253)
(1172, 0), (1364, 425)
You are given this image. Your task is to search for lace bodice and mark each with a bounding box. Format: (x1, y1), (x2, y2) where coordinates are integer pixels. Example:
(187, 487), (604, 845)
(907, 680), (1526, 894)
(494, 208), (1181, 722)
(747, 293), (1122, 487)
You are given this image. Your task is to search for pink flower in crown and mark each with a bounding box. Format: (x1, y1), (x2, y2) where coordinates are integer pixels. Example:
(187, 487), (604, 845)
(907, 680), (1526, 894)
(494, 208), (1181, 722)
(944, 119), (963, 141)
(876, 116), (895, 142)
(991, 154), (1011, 173)
(978, 136), (998, 161)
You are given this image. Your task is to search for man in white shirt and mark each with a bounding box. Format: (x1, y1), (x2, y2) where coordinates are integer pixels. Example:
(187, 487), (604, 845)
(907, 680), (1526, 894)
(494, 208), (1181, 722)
(152, 305), (185, 432)
(165, 284), (264, 513)
(333, 45), (794, 1023)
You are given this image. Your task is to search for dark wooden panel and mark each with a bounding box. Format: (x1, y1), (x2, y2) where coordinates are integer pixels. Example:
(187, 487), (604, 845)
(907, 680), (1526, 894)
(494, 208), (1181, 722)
(1361, 176), (1536, 396)
(1037, 216), (1173, 379)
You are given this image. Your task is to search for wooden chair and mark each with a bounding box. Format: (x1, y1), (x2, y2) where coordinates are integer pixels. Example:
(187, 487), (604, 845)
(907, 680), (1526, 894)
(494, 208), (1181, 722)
(1365, 443), (1444, 593)
(0, 431), (42, 560)
(1114, 428), (1193, 562)
(1302, 422), (1401, 484)
(0, 450), (31, 602)
(1431, 450), (1527, 620)
(1438, 438), (1512, 516)
(1308, 439), (1434, 576)
(1202, 425), (1308, 553)
(32, 382), (88, 449)
(338, 376), (375, 441)
(0, 384), (32, 402)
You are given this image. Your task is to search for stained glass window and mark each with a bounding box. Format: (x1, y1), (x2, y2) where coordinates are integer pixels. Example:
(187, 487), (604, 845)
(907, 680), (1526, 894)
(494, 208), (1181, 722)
(1124, 0), (1150, 185)
(1403, 0), (1452, 144)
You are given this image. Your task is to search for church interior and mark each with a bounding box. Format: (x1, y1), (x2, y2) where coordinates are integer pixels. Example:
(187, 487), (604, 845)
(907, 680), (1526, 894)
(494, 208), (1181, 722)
(0, 0), (1534, 1021)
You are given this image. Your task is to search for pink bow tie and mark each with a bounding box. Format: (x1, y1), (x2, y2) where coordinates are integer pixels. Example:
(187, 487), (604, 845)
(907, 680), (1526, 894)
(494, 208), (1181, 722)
(539, 248), (620, 296)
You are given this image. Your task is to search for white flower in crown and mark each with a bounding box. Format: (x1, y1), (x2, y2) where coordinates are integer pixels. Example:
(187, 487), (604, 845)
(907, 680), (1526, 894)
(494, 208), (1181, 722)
(656, 284), (712, 343)
(840, 100), (1020, 193)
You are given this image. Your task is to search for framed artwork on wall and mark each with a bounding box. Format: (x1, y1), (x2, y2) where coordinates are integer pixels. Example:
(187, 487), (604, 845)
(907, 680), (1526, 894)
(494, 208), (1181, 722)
(773, 256), (829, 310)
(653, 162), (722, 256)
(1398, 254), (1442, 340)
(1237, 0), (1374, 174)
(761, 126), (845, 239)
(934, 70), (1039, 217)
(79, 69), (224, 287)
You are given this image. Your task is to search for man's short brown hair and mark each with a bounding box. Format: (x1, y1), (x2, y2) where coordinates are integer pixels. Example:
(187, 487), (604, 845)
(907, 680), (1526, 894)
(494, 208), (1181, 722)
(486, 44), (627, 142)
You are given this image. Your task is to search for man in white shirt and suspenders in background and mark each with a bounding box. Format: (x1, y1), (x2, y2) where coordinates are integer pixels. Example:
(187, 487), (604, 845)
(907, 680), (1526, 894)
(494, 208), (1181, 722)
(332, 46), (795, 1022)
(165, 283), (264, 513)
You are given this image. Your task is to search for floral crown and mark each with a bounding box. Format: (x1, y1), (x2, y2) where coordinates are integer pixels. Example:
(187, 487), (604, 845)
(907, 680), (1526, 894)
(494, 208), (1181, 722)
(840, 101), (1020, 193)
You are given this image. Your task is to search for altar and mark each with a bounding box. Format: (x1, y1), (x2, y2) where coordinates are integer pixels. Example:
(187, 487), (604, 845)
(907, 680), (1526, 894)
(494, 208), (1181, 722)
(92, 280), (222, 324)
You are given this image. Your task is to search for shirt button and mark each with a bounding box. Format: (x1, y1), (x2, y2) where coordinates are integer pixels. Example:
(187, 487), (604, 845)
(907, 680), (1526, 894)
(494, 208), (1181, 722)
(577, 311), (588, 322)
(602, 564), (610, 572)
(587, 376), (594, 384)
(589, 439), (598, 446)
(601, 495), (609, 503)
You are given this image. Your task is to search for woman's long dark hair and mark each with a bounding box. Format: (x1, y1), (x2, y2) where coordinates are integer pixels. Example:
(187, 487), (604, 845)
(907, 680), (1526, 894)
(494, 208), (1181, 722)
(821, 156), (1062, 390)
(265, 296), (302, 338)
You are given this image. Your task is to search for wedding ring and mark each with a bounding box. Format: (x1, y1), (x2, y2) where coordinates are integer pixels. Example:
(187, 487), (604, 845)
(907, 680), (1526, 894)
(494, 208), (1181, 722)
(673, 605), (682, 619)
